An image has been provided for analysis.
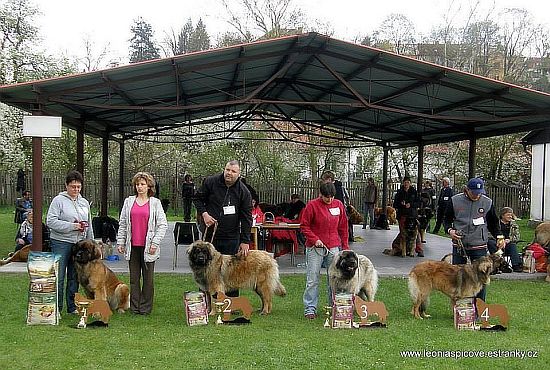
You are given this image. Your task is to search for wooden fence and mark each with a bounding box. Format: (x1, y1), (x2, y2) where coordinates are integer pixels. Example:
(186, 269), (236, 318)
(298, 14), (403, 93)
(0, 170), (530, 218)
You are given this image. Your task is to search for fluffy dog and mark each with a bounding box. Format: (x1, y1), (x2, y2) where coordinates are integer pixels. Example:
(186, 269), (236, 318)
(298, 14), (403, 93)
(347, 205), (364, 225)
(72, 240), (130, 313)
(534, 222), (550, 247)
(328, 250), (378, 302)
(187, 241), (286, 315)
(408, 255), (499, 319)
(375, 206), (397, 225)
(0, 245), (31, 266)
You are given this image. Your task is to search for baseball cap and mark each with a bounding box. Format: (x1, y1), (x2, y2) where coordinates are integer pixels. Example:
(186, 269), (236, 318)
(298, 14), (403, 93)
(466, 178), (485, 195)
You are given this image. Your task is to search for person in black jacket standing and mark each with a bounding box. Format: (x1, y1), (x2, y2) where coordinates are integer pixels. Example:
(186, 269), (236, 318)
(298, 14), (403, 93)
(193, 160), (253, 258)
(432, 177), (454, 233)
(392, 177), (421, 256)
(181, 174), (195, 222)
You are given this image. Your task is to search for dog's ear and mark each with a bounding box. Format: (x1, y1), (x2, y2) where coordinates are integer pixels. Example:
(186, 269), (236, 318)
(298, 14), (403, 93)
(72, 242), (81, 255)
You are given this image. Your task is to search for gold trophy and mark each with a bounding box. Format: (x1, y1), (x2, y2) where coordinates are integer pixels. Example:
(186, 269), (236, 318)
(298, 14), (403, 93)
(324, 305), (332, 328)
(75, 300), (91, 329)
(214, 301), (225, 325)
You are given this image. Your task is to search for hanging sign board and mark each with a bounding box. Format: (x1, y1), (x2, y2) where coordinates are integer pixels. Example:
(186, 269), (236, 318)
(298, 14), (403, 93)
(22, 116), (62, 138)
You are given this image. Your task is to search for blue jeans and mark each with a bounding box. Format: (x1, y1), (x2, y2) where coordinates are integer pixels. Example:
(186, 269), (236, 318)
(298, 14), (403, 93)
(452, 245), (488, 301)
(51, 239), (79, 313)
(303, 246), (340, 315)
(487, 240), (522, 267)
(364, 202), (375, 228)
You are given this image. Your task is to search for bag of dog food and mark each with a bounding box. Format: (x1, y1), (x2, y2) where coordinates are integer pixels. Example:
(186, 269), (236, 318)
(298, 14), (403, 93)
(454, 298), (476, 330)
(332, 293), (354, 329)
(184, 291), (208, 326)
(27, 252), (60, 325)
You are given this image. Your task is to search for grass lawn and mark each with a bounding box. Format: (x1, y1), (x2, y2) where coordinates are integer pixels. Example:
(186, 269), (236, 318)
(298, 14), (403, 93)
(0, 274), (548, 369)
(0, 209), (548, 369)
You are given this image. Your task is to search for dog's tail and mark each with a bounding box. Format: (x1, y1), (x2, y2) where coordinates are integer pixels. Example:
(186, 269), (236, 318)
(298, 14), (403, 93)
(274, 280), (286, 297)
(407, 272), (420, 303)
(112, 283), (130, 313)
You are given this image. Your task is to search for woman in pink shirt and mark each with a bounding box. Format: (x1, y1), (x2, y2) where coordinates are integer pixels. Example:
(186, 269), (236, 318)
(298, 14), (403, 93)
(300, 182), (349, 319)
(117, 172), (167, 315)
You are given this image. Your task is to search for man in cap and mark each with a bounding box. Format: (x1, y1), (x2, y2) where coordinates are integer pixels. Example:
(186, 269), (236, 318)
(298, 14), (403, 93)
(443, 178), (503, 301)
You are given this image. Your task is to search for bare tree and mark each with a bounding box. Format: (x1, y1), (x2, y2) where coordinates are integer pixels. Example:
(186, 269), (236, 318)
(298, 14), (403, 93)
(372, 14), (417, 55)
(499, 8), (536, 83)
(78, 35), (110, 72)
(221, 0), (305, 40)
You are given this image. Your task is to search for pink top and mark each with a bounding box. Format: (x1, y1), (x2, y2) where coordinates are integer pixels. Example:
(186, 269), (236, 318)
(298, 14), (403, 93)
(130, 200), (150, 247)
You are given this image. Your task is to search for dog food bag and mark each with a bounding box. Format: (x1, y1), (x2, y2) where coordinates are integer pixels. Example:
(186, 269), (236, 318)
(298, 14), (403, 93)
(27, 252), (60, 325)
(184, 291), (208, 326)
(454, 298), (476, 330)
(332, 293), (354, 329)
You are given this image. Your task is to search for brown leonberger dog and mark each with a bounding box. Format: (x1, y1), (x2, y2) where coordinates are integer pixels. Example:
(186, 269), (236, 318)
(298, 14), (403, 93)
(0, 245), (32, 266)
(408, 255), (499, 319)
(72, 240), (130, 313)
(187, 241), (286, 315)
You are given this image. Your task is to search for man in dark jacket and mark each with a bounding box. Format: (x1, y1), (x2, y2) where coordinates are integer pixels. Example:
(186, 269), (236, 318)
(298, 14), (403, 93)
(432, 177), (454, 233)
(181, 174), (195, 222)
(193, 160), (252, 257)
(393, 177), (421, 255)
(443, 178), (503, 301)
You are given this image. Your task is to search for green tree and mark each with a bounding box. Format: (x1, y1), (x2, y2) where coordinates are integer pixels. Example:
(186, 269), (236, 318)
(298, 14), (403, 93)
(129, 17), (160, 63)
(189, 18), (210, 52)
(163, 18), (193, 56)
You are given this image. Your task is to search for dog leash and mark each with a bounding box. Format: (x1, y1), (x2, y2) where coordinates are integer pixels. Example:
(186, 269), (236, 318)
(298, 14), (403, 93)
(202, 222), (218, 243)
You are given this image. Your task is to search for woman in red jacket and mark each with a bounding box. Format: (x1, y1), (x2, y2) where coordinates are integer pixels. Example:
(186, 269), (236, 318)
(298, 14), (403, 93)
(300, 182), (349, 319)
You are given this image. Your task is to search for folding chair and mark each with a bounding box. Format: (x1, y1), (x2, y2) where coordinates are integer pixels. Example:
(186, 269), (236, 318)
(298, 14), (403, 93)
(173, 222), (199, 269)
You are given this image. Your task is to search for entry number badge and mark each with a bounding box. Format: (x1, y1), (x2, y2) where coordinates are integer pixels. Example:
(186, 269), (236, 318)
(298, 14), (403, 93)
(223, 205), (236, 215)
(472, 216), (485, 226)
(329, 207), (340, 216)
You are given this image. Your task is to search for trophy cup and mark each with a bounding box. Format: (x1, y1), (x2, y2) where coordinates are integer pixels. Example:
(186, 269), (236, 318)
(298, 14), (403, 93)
(214, 301), (225, 325)
(324, 305), (332, 328)
(75, 300), (91, 329)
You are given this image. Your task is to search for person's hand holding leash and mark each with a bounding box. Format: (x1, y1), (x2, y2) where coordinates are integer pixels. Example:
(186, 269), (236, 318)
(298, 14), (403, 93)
(202, 212), (217, 228)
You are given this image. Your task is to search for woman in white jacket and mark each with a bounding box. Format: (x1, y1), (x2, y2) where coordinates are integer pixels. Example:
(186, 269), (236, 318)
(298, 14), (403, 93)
(117, 172), (167, 315)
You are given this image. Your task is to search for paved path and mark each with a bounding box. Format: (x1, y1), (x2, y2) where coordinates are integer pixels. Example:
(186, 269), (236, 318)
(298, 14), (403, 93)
(1, 222), (546, 280)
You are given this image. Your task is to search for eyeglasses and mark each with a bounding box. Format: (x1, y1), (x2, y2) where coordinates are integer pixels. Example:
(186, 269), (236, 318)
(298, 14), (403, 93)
(67, 184), (82, 189)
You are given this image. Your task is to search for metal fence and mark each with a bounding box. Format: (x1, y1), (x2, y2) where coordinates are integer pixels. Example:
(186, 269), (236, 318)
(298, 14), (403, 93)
(0, 170), (530, 218)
